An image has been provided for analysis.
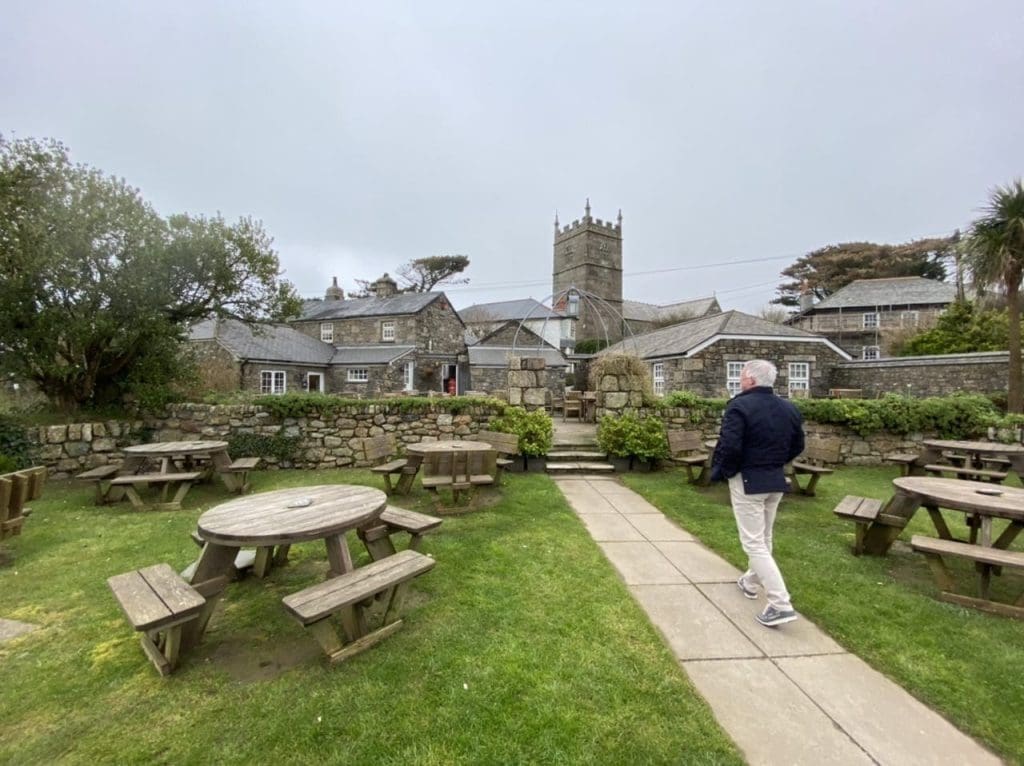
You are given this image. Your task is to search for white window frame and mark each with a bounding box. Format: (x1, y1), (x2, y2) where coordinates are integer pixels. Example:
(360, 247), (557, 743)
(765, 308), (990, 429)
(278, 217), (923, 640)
(862, 346), (880, 360)
(381, 320), (396, 342)
(788, 362), (810, 397)
(320, 322), (334, 343)
(566, 319), (576, 340)
(726, 361), (746, 397)
(652, 362), (665, 396)
(260, 370), (286, 395)
(403, 361), (415, 392)
(900, 311), (919, 328)
(347, 368), (369, 383)
(862, 312), (879, 329)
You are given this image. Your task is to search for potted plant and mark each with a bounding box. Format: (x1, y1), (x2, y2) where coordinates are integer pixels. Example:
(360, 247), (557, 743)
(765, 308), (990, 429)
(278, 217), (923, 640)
(596, 414), (634, 472)
(597, 413), (669, 471)
(489, 407), (553, 471)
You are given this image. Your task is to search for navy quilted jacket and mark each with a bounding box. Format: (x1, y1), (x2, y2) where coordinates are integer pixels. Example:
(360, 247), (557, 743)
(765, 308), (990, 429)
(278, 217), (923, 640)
(710, 386), (805, 494)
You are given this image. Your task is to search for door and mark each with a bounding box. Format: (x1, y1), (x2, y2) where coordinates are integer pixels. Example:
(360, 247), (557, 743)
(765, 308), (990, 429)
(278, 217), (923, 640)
(306, 372), (324, 392)
(442, 363), (458, 395)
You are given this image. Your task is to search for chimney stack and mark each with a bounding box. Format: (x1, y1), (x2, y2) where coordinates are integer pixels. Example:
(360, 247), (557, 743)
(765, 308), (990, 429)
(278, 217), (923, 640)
(371, 273), (398, 299)
(798, 280), (813, 312)
(325, 276), (344, 301)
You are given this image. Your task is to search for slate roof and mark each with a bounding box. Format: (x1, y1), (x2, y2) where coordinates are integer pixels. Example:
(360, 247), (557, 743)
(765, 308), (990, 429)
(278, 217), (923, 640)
(601, 311), (849, 360)
(329, 346), (416, 365)
(299, 292), (441, 321)
(459, 298), (564, 323)
(622, 296), (720, 322)
(809, 277), (957, 312)
(189, 319), (334, 364)
(468, 346), (569, 367)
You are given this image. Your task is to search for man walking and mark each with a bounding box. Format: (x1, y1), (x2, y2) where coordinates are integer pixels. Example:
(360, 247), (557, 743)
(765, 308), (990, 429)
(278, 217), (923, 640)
(711, 359), (805, 627)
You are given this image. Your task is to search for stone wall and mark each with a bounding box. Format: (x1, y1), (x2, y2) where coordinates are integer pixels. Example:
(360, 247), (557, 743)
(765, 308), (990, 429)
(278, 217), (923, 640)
(28, 402), (506, 479)
(830, 352), (1010, 398)
(595, 372), (645, 417)
(507, 358), (550, 409)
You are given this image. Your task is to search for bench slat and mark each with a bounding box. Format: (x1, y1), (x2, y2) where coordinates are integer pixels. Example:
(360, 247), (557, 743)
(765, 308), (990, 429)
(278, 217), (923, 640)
(110, 472), (203, 485)
(923, 465), (1007, 481)
(910, 535), (1024, 568)
(792, 462), (834, 475)
(283, 550), (435, 625)
(370, 459), (408, 474)
(229, 457), (261, 471)
(76, 465), (121, 480)
(476, 430), (520, 456)
(380, 506), (443, 535)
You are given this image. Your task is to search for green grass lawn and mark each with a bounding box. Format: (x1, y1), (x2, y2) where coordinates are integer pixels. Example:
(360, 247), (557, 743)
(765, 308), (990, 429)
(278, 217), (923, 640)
(621, 466), (1024, 764)
(0, 470), (742, 765)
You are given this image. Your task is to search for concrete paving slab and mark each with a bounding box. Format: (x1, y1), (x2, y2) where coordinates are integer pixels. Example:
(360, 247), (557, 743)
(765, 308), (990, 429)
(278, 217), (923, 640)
(0, 618), (37, 643)
(627, 514), (695, 541)
(599, 542), (688, 585)
(655, 541), (741, 582)
(565, 495), (622, 516)
(684, 658), (873, 765)
(603, 494), (665, 515)
(777, 654), (1003, 766)
(630, 584), (762, 660)
(578, 513), (646, 541)
(697, 583), (846, 657)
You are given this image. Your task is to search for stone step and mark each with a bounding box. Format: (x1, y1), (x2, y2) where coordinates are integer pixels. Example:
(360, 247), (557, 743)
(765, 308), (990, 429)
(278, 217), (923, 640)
(547, 450), (607, 461)
(546, 462), (616, 474)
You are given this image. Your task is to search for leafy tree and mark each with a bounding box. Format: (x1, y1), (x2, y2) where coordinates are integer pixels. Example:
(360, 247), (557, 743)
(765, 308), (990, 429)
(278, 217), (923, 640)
(893, 300), (1012, 356)
(0, 135), (301, 410)
(967, 179), (1024, 412)
(773, 237), (953, 306)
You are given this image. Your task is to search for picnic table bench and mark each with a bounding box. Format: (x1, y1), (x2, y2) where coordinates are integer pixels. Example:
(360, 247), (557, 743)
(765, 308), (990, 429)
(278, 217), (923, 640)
(923, 464), (1008, 483)
(76, 464), (122, 504)
(667, 430), (712, 486)
(832, 495), (887, 555)
(789, 436), (841, 496)
(476, 430), (519, 480)
(282, 548), (435, 664)
(1, 466), (47, 540)
(361, 434), (412, 495)
(358, 506), (443, 561)
(107, 563), (227, 675)
(910, 535), (1024, 620)
(108, 471), (204, 511)
(420, 447), (496, 503)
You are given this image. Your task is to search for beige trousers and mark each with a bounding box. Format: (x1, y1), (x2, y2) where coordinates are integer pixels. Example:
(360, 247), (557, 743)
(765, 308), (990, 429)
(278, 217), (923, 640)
(728, 474), (793, 611)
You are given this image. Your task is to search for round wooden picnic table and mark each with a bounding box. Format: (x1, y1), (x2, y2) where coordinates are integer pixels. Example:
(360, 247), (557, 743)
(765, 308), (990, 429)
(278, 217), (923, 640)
(892, 476), (1024, 521)
(122, 440), (229, 458)
(405, 440), (493, 455)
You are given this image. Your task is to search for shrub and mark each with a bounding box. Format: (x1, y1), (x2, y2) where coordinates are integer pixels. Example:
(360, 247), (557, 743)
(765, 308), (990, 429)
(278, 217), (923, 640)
(596, 413), (669, 461)
(794, 393), (1000, 438)
(489, 407), (553, 457)
(0, 415), (33, 470)
(226, 431), (302, 462)
(252, 393), (506, 420)
(588, 354), (650, 391)
(659, 390), (728, 422)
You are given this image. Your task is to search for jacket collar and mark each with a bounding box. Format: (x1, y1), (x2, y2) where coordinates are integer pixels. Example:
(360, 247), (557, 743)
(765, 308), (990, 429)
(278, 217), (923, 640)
(737, 385), (774, 397)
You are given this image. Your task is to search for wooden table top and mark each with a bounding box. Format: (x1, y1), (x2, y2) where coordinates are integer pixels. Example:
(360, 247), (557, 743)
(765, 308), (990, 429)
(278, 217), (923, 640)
(197, 485), (386, 546)
(406, 440), (493, 454)
(921, 439), (1024, 455)
(893, 476), (1024, 520)
(123, 440), (228, 456)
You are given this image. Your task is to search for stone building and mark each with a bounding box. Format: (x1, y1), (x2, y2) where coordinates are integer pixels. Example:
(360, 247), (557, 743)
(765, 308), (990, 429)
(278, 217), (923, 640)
(466, 322), (569, 398)
(600, 310), (851, 398)
(787, 276), (956, 360)
(459, 298), (574, 350)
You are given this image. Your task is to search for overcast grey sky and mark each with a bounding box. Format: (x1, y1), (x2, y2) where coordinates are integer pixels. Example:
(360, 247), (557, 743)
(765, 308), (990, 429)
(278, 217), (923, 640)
(3, 1), (1022, 313)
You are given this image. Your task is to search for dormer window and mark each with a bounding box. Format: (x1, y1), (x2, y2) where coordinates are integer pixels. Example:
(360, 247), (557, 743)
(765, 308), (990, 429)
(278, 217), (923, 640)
(381, 321), (395, 342)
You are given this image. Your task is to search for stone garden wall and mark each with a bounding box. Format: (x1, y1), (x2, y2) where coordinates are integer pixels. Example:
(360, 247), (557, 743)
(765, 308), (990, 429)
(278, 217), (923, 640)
(29, 402), (505, 479)
(830, 352), (1009, 399)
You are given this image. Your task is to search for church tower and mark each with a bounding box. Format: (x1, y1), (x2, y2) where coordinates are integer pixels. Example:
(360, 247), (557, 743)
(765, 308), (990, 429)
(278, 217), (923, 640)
(552, 200), (624, 344)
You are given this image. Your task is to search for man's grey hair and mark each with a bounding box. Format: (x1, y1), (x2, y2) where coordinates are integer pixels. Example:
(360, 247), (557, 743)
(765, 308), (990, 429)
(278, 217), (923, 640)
(743, 359), (777, 387)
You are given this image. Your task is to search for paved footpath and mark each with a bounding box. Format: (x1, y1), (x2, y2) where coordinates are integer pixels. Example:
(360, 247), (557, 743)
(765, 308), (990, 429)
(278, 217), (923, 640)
(553, 475), (1003, 766)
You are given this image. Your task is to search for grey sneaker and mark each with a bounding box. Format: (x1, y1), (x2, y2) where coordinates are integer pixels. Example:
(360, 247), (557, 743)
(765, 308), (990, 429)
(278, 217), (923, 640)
(736, 576), (758, 600)
(755, 606), (798, 627)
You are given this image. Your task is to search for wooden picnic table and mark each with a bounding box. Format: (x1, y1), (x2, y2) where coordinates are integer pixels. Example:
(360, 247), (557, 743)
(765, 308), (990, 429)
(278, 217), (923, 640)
(581, 391), (598, 422)
(406, 440), (497, 500)
(122, 440), (246, 491)
(918, 440), (1024, 479)
(859, 476), (1024, 556)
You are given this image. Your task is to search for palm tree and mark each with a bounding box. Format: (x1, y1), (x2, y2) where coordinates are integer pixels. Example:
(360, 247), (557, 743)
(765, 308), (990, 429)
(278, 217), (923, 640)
(968, 179), (1024, 412)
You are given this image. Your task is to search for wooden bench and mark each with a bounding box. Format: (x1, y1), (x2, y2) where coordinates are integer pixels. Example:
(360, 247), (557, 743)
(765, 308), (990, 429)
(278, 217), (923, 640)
(790, 436), (841, 496)
(107, 563), (216, 675)
(76, 464), (122, 504)
(667, 430), (712, 486)
(476, 429), (520, 480)
(563, 391), (583, 422)
(358, 506), (443, 561)
(832, 495), (884, 555)
(910, 535), (1024, 620)
(0, 466), (47, 539)
(923, 464), (1008, 484)
(421, 450), (496, 502)
(282, 549), (435, 664)
(224, 456), (260, 494)
(361, 434), (410, 494)
(883, 452), (920, 476)
(108, 471), (204, 510)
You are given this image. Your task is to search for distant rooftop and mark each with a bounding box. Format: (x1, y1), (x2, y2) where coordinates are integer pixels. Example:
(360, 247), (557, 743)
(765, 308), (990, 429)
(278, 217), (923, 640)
(622, 296), (720, 323)
(300, 291), (443, 321)
(808, 277), (957, 312)
(460, 298), (564, 323)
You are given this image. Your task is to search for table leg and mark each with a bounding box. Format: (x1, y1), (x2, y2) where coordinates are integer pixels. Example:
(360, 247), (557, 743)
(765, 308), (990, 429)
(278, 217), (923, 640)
(324, 533), (355, 576)
(861, 491), (920, 556)
(924, 505), (953, 540)
(396, 455), (423, 495)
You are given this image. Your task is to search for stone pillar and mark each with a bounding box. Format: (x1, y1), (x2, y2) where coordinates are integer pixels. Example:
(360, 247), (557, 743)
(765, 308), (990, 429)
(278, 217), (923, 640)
(507, 357), (549, 410)
(596, 372), (646, 418)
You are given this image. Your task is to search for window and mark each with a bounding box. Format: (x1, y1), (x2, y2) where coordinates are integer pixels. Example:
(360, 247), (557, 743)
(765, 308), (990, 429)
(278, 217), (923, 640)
(863, 312), (878, 329)
(566, 319), (576, 340)
(652, 363), (665, 396)
(403, 361), (414, 392)
(788, 362), (810, 397)
(567, 292), (580, 317)
(381, 321), (395, 342)
(726, 361), (746, 397)
(320, 323), (333, 343)
(862, 346), (880, 360)
(347, 368), (369, 383)
(260, 370), (286, 395)
(900, 311), (919, 328)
